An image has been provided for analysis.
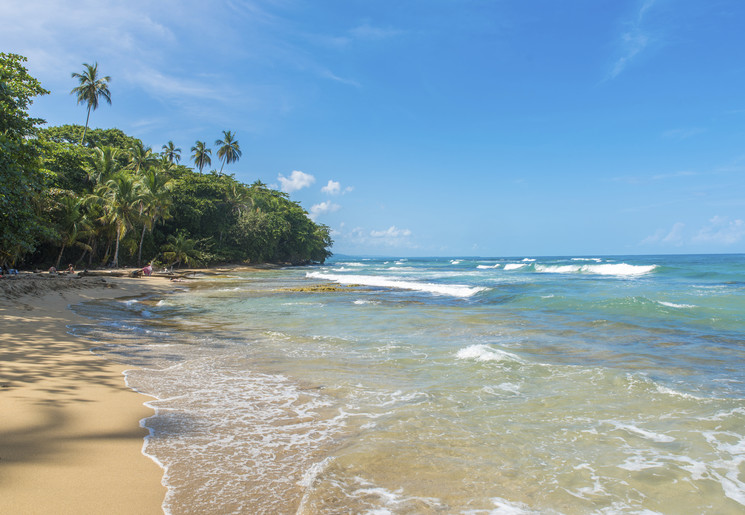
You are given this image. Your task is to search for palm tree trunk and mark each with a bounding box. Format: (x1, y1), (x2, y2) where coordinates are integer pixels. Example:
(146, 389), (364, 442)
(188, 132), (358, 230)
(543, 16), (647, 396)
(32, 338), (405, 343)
(138, 224), (147, 267)
(55, 243), (67, 269)
(113, 227), (121, 267)
(80, 106), (91, 146)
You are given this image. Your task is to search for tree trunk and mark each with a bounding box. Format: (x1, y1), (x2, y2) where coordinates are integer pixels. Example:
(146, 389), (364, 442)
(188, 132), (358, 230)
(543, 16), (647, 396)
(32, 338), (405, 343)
(80, 106), (91, 146)
(112, 227), (121, 267)
(138, 224), (147, 267)
(55, 243), (67, 269)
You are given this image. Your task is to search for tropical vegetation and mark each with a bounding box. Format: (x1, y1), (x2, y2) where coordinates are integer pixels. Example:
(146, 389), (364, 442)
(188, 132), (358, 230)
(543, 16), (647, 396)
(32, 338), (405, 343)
(0, 53), (332, 270)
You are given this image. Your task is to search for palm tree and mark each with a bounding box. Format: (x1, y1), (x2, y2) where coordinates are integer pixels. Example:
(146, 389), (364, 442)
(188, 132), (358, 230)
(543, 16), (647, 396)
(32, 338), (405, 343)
(70, 62), (112, 146)
(54, 196), (92, 269)
(161, 232), (207, 268)
(225, 181), (254, 217)
(86, 146), (121, 185)
(191, 141), (211, 173)
(215, 130), (242, 173)
(94, 174), (143, 267)
(162, 140), (181, 164)
(136, 165), (174, 266)
(127, 142), (157, 175)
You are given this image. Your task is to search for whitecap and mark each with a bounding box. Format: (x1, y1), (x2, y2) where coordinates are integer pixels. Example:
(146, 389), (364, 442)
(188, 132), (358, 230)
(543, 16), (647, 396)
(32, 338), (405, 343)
(477, 264), (501, 269)
(521, 258), (536, 262)
(534, 263), (657, 276)
(456, 344), (523, 363)
(657, 301), (697, 309)
(504, 263), (527, 271)
(305, 272), (488, 298)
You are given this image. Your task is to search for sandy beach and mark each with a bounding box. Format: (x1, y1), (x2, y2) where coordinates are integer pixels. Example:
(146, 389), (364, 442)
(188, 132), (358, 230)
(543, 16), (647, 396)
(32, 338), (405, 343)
(0, 273), (173, 514)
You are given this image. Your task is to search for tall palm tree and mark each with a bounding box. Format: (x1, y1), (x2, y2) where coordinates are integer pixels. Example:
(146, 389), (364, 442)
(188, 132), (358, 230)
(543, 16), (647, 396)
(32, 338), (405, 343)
(94, 174), (143, 267)
(215, 130), (242, 173)
(162, 140), (181, 164)
(70, 62), (111, 146)
(191, 141), (211, 173)
(136, 165), (174, 266)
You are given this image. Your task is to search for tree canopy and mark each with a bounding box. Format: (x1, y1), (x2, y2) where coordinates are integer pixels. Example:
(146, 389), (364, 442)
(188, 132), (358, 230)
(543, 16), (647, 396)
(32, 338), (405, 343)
(0, 53), (52, 263)
(1, 56), (333, 268)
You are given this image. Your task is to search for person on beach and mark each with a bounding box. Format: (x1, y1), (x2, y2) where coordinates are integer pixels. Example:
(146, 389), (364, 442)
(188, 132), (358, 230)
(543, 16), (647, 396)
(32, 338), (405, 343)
(143, 263), (153, 276)
(67, 264), (75, 274)
(2, 264), (18, 275)
(48, 266), (58, 275)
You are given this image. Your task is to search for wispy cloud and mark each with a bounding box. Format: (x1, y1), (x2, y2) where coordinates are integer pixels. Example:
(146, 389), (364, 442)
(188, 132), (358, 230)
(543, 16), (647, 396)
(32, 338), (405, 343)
(349, 23), (403, 40)
(278, 170), (315, 192)
(692, 216), (745, 245)
(640, 222), (685, 246)
(608, 0), (657, 79)
(336, 224), (415, 250)
(662, 127), (707, 140)
(369, 226), (413, 247)
(309, 201), (341, 220)
(641, 216), (745, 247)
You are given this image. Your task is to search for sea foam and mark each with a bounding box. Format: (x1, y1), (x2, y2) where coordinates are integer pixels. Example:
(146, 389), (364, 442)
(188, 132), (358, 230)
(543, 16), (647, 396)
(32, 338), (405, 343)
(456, 344), (523, 363)
(535, 263), (657, 276)
(305, 272), (488, 298)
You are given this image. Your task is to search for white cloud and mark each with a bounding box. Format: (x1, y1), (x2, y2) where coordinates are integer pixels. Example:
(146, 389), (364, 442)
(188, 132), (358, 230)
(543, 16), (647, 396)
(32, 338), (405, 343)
(278, 170), (315, 193)
(692, 216), (745, 245)
(370, 226), (412, 238)
(309, 201), (341, 220)
(321, 179), (353, 195)
(321, 180), (341, 195)
(368, 226), (413, 247)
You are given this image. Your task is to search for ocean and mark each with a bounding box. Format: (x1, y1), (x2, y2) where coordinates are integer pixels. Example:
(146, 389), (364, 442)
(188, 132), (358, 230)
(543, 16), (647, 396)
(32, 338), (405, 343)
(69, 254), (745, 514)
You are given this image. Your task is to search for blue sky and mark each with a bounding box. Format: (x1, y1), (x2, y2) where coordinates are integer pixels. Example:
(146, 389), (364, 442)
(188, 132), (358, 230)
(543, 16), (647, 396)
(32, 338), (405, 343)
(3, 0), (745, 256)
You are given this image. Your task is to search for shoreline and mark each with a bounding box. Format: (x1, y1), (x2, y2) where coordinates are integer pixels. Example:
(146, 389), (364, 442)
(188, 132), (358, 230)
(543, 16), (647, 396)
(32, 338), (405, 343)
(0, 272), (177, 514)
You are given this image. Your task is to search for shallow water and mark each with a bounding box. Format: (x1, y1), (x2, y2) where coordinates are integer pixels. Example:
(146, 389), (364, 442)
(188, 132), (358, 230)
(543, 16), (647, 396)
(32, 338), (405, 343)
(70, 254), (745, 514)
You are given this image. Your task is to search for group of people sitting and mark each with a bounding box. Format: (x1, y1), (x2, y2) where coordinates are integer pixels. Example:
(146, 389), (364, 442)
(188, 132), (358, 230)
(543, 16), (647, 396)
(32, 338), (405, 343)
(47, 264), (76, 275)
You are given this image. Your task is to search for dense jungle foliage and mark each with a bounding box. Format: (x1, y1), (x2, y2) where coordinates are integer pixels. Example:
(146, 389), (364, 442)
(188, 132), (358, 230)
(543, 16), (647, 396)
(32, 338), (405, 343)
(1, 53), (333, 269)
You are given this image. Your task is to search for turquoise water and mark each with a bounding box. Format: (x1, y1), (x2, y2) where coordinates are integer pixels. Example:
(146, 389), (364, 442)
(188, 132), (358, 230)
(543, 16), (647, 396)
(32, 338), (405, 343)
(71, 254), (745, 514)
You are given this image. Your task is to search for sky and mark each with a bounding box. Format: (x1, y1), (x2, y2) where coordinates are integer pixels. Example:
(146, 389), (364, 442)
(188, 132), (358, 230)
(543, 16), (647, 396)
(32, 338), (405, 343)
(3, 0), (745, 257)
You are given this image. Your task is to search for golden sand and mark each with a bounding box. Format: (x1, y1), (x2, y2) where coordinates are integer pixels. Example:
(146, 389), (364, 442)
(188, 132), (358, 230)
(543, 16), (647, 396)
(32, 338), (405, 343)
(0, 273), (173, 514)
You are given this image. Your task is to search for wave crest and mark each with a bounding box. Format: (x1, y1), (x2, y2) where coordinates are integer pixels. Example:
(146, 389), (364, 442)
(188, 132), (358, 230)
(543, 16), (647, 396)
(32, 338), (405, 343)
(305, 272), (488, 298)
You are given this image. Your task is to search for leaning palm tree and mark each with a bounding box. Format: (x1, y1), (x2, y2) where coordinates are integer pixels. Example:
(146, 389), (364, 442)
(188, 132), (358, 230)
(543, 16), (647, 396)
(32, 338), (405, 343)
(162, 140), (181, 164)
(215, 130), (242, 173)
(70, 62), (112, 146)
(191, 141), (211, 173)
